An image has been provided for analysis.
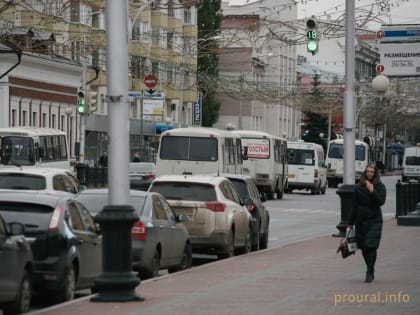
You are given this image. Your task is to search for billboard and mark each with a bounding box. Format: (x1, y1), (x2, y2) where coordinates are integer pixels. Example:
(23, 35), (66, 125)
(379, 42), (420, 76)
(241, 138), (270, 159)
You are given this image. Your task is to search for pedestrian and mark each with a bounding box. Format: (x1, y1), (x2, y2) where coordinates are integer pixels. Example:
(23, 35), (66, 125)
(98, 151), (108, 167)
(132, 151), (141, 162)
(348, 163), (386, 283)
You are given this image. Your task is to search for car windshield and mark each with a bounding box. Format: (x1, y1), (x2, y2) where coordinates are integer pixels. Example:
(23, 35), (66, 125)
(77, 193), (147, 216)
(0, 203), (54, 232)
(0, 174), (47, 190)
(228, 179), (248, 197)
(150, 182), (217, 201)
(287, 149), (314, 165)
(159, 136), (218, 161)
(406, 156), (420, 165)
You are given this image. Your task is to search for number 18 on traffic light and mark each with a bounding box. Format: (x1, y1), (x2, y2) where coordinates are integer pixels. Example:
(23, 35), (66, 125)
(306, 17), (319, 55)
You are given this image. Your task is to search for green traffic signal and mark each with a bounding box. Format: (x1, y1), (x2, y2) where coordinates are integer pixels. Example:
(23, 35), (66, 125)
(77, 90), (85, 114)
(305, 17), (319, 55)
(307, 40), (318, 53)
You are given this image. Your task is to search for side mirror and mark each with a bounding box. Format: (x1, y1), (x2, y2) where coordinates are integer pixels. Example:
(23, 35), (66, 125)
(177, 214), (189, 222)
(8, 222), (25, 236)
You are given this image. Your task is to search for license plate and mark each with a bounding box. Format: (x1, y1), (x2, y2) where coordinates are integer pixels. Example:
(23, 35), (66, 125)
(288, 174), (295, 179)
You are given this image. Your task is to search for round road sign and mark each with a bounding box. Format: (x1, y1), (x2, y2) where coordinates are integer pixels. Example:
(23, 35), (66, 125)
(144, 74), (157, 88)
(376, 64), (385, 73)
(376, 31), (384, 39)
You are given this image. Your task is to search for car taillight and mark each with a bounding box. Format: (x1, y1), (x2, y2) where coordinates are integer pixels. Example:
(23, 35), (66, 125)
(246, 202), (256, 212)
(132, 220), (146, 240)
(49, 205), (61, 230)
(205, 201), (226, 212)
(314, 169), (318, 178)
(143, 173), (156, 179)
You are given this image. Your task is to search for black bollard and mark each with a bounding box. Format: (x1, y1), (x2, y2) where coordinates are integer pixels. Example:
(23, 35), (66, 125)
(76, 162), (88, 186)
(334, 184), (356, 237)
(91, 205), (144, 302)
(395, 180), (403, 218)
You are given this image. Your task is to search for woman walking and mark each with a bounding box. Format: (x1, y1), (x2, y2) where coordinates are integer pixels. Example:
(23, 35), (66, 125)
(349, 163), (386, 283)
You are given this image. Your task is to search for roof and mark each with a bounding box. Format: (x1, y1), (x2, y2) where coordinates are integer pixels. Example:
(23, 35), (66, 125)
(0, 190), (68, 206)
(231, 130), (286, 140)
(76, 188), (149, 198)
(0, 167), (71, 176)
(161, 127), (240, 138)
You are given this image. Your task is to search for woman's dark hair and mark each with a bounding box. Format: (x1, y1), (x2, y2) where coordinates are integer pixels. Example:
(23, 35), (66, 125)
(359, 163), (381, 185)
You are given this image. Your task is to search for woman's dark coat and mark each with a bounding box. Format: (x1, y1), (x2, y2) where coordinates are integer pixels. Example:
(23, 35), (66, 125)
(349, 181), (386, 249)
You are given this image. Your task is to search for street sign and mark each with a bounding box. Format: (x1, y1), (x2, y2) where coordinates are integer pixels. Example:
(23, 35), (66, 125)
(380, 42), (420, 76)
(144, 74), (157, 88)
(376, 64), (384, 73)
(193, 92), (202, 125)
(380, 24), (420, 42)
(376, 31), (384, 39)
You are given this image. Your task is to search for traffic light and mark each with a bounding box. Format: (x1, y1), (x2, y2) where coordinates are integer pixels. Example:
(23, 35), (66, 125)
(306, 16), (319, 55)
(87, 89), (98, 114)
(77, 89), (85, 114)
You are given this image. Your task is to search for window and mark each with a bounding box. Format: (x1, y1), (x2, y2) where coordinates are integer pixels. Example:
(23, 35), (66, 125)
(152, 196), (167, 220)
(328, 144), (343, 159)
(355, 145), (366, 161)
(68, 203), (84, 231)
(150, 182), (216, 201)
(287, 149), (314, 165)
(159, 136), (218, 161)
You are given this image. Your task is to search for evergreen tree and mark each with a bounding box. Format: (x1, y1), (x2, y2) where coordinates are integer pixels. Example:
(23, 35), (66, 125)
(197, 0), (222, 126)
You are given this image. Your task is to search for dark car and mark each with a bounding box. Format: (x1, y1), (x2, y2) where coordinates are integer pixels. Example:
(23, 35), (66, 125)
(129, 162), (156, 191)
(75, 189), (192, 279)
(222, 174), (270, 251)
(0, 192), (102, 304)
(0, 215), (33, 315)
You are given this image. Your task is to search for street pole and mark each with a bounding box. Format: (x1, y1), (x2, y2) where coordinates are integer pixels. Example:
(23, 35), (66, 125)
(79, 63), (87, 163)
(335, 0), (356, 237)
(92, 0), (142, 302)
(238, 73), (244, 129)
(178, 52), (185, 128)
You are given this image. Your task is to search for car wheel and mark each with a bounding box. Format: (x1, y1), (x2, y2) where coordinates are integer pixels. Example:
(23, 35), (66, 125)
(54, 265), (76, 303)
(251, 223), (260, 251)
(3, 270), (32, 315)
(236, 228), (251, 255)
(168, 243), (192, 273)
(260, 227), (269, 250)
(143, 249), (160, 279)
(218, 230), (234, 259)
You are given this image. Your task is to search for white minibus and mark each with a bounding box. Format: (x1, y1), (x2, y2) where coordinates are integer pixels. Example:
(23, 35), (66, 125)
(0, 127), (70, 170)
(286, 141), (327, 195)
(156, 127), (243, 176)
(231, 130), (288, 200)
(401, 145), (420, 182)
(325, 138), (373, 187)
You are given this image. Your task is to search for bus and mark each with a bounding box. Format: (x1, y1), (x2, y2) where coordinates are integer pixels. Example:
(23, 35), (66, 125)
(156, 127), (243, 176)
(286, 141), (327, 195)
(231, 130), (288, 200)
(325, 138), (374, 187)
(0, 127), (70, 169)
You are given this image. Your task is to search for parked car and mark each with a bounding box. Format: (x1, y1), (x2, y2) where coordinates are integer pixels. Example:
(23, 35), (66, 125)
(75, 188), (192, 279)
(129, 162), (156, 191)
(0, 192), (101, 303)
(148, 175), (254, 259)
(0, 167), (84, 195)
(0, 214), (33, 315)
(221, 174), (270, 251)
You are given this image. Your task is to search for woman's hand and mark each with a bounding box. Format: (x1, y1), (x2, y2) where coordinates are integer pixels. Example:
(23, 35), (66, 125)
(366, 180), (374, 193)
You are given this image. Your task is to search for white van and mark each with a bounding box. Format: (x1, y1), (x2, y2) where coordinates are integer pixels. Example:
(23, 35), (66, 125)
(402, 145), (420, 182)
(286, 141), (327, 195)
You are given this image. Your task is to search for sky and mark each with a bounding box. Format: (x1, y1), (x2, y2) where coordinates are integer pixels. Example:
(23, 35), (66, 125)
(227, 0), (420, 26)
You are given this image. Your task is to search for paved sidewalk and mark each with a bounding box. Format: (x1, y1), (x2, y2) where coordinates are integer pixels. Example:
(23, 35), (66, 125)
(31, 219), (420, 315)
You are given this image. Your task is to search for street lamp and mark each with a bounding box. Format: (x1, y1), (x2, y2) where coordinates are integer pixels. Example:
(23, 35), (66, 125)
(372, 75), (390, 171)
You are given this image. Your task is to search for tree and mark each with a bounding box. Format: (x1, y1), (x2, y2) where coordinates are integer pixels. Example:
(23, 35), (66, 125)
(302, 111), (329, 151)
(197, 0), (223, 126)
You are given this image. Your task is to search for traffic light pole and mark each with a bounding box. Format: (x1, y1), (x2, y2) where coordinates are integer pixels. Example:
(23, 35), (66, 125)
(79, 63), (87, 163)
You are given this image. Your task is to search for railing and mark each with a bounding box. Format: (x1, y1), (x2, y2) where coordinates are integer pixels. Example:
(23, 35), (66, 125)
(76, 163), (108, 187)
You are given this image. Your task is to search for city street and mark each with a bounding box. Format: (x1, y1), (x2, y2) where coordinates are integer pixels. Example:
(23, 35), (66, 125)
(25, 175), (402, 314)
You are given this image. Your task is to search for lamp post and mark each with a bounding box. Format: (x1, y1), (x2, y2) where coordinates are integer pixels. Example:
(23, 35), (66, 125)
(372, 74), (390, 171)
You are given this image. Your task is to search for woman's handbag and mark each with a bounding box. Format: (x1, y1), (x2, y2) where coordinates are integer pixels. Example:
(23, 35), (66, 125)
(337, 227), (357, 259)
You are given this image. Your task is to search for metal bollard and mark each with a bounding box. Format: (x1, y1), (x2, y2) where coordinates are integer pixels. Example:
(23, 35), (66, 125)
(396, 180), (403, 217)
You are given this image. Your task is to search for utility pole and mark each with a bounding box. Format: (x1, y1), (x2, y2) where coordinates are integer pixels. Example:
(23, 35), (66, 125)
(335, 0), (356, 237)
(238, 73), (244, 129)
(91, 0), (142, 302)
(178, 50), (186, 127)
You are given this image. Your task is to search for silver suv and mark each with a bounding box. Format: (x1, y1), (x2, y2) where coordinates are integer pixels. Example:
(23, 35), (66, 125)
(149, 175), (253, 259)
